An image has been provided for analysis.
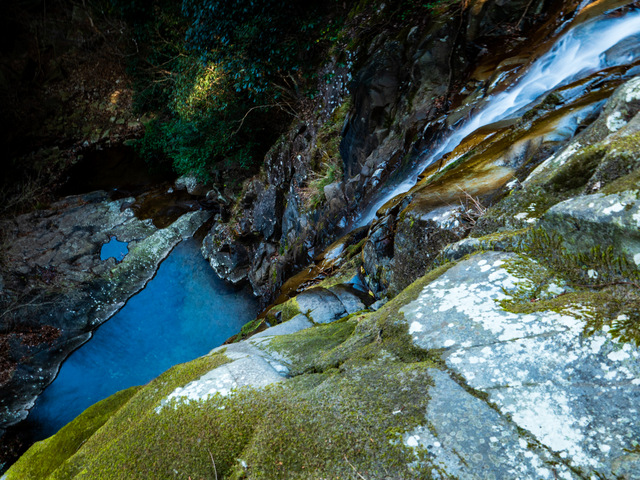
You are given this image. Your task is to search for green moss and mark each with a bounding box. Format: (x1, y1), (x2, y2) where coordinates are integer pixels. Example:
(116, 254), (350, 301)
(64, 360), (434, 479)
(7, 352), (233, 480)
(472, 186), (566, 237)
(5, 386), (140, 480)
(547, 143), (606, 192)
(265, 316), (359, 375)
(499, 229), (640, 345)
(600, 168), (640, 195)
(304, 263), (455, 374)
(6, 255), (468, 479)
(266, 297), (303, 324)
(231, 318), (267, 343)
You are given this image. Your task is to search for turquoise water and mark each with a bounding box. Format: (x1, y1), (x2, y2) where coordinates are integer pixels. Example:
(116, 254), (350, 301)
(100, 236), (129, 262)
(26, 238), (258, 439)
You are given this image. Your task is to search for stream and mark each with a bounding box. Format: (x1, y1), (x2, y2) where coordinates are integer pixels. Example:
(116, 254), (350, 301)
(356, 6), (640, 227)
(24, 238), (258, 440)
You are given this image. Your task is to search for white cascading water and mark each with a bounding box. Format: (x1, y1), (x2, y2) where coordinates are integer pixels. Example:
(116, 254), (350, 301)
(355, 6), (640, 228)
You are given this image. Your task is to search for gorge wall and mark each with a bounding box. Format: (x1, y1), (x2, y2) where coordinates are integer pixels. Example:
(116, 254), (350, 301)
(3, 0), (640, 478)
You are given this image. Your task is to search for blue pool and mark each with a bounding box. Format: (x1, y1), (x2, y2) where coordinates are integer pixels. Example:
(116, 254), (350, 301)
(27, 237), (258, 439)
(100, 236), (129, 262)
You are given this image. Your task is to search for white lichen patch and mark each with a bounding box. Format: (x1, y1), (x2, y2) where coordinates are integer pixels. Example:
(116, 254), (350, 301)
(606, 111), (627, 132)
(624, 77), (640, 103)
(602, 202), (625, 215)
(409, 321), (424, 334)
(156, 353), (285, 413)
(401, 252), (640, 475)
(403, 370), (579, 479)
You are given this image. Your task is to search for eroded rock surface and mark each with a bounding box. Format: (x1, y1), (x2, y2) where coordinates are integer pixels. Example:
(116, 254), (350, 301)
(402, 251), (640, 478)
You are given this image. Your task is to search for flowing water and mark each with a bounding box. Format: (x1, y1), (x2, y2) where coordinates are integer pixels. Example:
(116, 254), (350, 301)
(25, 238), (258, 440)
(356, 6), (640, 227)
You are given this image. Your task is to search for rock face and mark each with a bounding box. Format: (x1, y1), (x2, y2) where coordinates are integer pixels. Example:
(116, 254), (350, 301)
(199, 0), (551, 303)
(364, 204), (470, 296)
(402, 252), (640, 478)
(540, 191), (640, 267)
(9, 1), (640, 478)
(0, 191), (211, 436)
(8, 249), (639, 479)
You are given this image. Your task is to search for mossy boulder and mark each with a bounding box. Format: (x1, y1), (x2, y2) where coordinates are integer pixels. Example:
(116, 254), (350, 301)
(540, 191), (640, 268)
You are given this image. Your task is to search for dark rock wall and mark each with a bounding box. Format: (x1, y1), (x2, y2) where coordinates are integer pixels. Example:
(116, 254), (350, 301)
(201, 0), (551, 304)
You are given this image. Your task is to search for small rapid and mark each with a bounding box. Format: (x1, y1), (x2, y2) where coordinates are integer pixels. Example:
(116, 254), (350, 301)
(356, 6), (640, 227)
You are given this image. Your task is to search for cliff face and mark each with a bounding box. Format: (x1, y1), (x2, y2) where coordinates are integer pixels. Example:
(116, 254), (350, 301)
(5, 0), (640, 478)
(200, 0), (553, 303)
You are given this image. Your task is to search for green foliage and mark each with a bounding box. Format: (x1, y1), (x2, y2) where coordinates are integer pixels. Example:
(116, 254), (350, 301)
(112, 0), (345, 180)
(182, 0), (344, 99)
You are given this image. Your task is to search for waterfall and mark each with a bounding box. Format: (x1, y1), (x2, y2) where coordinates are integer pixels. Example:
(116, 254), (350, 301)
(355, 7), (640, 228)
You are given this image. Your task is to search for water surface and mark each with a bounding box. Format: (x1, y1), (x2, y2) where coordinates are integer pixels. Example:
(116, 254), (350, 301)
(26, 238), (258, 439)
(355, 8), (640, 227)
(100, 236), (128, 262)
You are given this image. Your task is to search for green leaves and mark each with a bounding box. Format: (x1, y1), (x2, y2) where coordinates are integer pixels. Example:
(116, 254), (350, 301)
(182, 0), (343, 99)
(118, 0), (345, 180)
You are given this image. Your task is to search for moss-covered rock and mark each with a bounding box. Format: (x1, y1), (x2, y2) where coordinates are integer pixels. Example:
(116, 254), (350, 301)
(5, 276), (446, 479)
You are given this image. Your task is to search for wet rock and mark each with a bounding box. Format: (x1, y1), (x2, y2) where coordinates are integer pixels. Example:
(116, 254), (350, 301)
(1, 192), (155, 286)
(401, 251), (640, 478)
